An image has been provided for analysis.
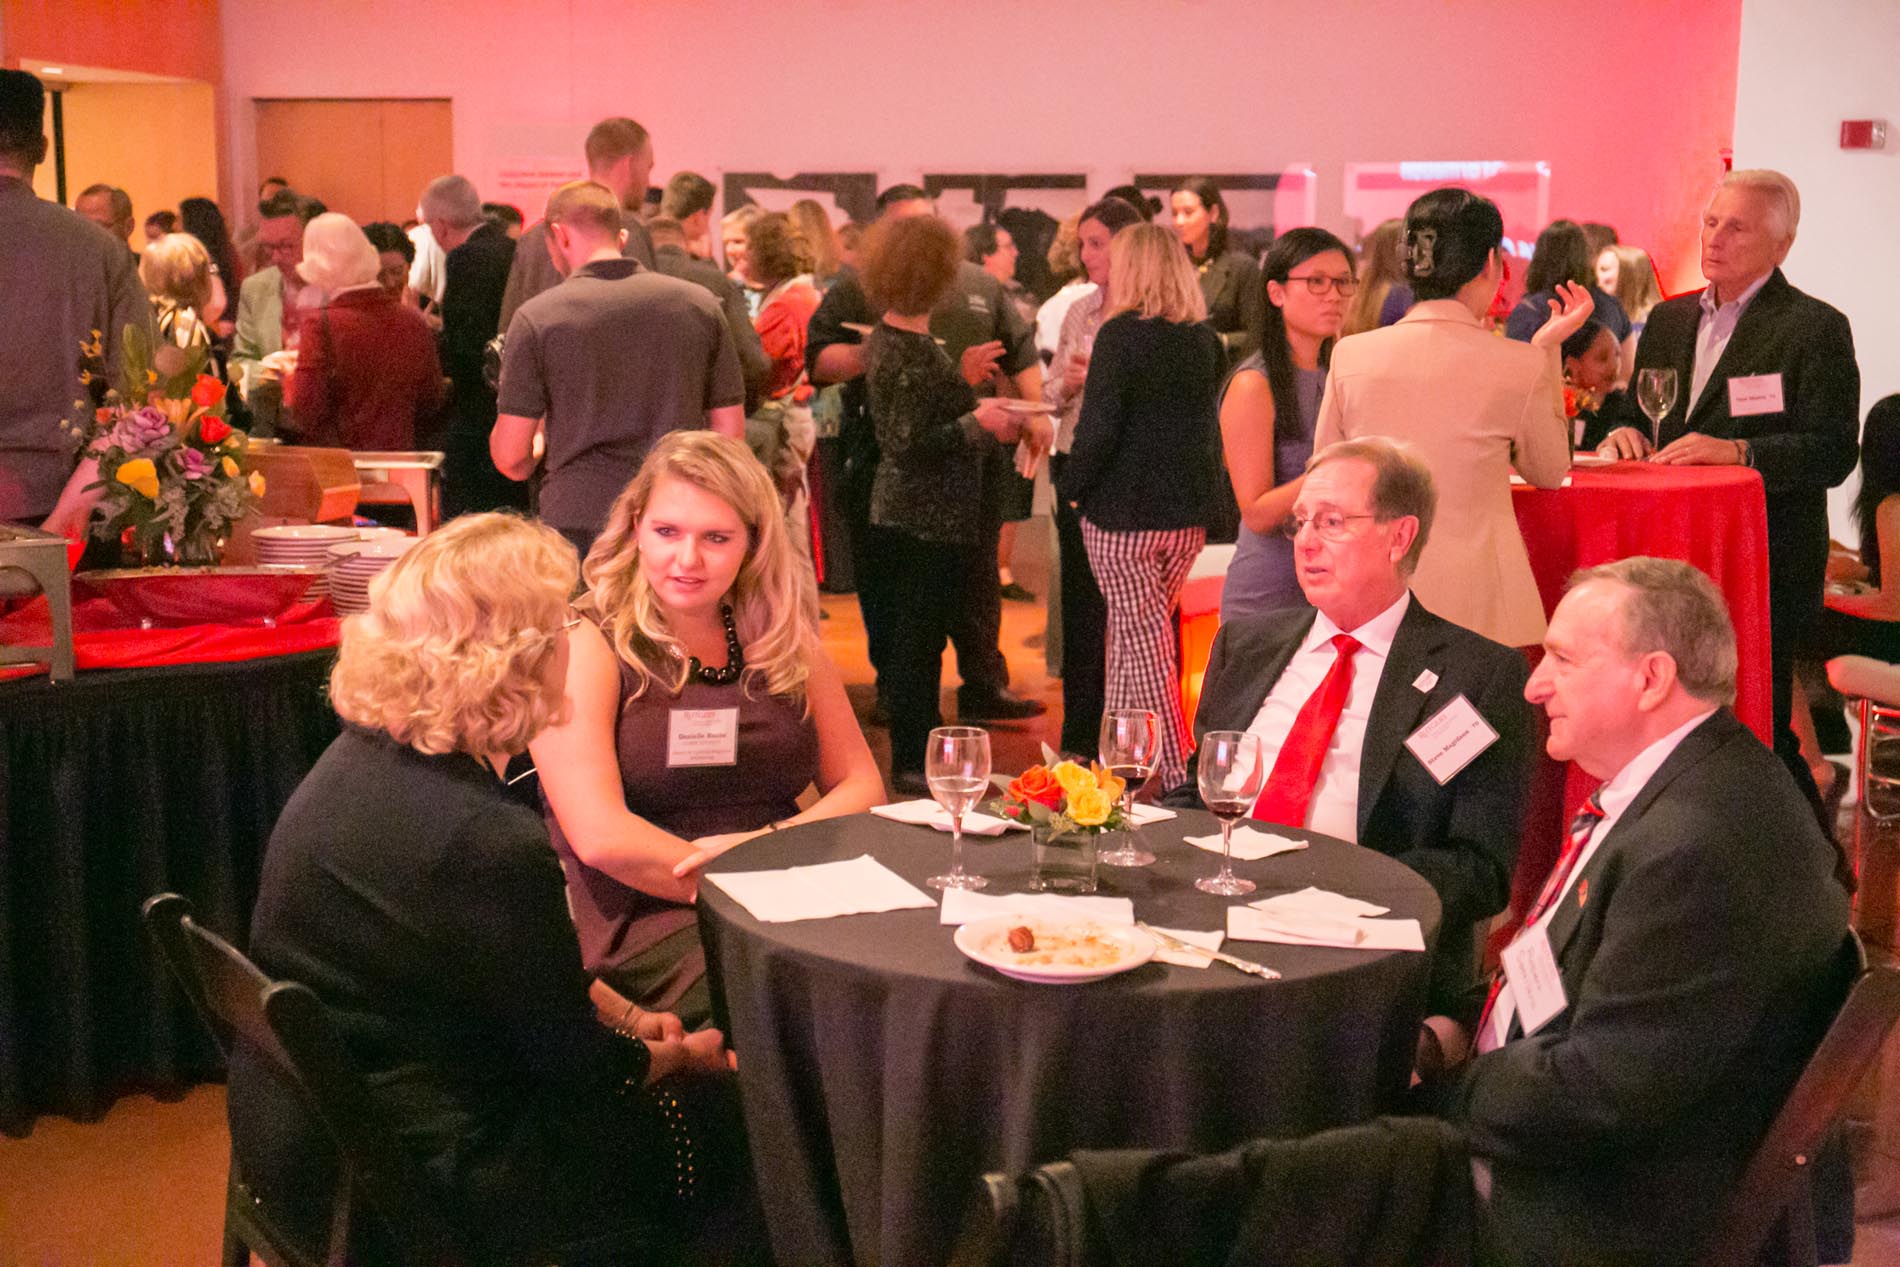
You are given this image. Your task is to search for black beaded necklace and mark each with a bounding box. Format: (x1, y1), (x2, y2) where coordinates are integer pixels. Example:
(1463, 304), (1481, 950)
(687, 605), (745, 686)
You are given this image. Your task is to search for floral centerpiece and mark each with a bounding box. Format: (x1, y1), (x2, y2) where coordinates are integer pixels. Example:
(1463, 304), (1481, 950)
(991, 758), (1129, 893)
(65, 325), (264, 566)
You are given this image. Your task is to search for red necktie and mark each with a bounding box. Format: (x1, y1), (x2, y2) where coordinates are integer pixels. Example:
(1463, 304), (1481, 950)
(1252, 635), (1361, 827)
(1474, 794), (1606, 1051)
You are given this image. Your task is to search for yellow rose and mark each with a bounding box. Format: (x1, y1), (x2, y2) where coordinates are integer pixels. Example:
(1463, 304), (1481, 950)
(115, 458), (159, 500)
(248, 471), (267, 497)
(1068, 785), (1113, 827)
(221, 456), (239, 477)
(1051, 760), (1094, 798)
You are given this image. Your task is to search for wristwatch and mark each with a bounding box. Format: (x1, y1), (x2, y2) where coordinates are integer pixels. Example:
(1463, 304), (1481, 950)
(1736, 438), (1755, 468)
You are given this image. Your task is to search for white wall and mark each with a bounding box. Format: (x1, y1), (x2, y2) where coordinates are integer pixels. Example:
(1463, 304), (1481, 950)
(217, 0), (1742, 291)
(1735, 0), (1900, 541)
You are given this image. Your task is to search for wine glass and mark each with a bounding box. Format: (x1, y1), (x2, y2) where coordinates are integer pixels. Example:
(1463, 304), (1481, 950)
(1098, 709), (1159, 867)
(925, 726), (991, 891)
(1195, 731), (1265, 896)
(1636, 368), (1678, 451)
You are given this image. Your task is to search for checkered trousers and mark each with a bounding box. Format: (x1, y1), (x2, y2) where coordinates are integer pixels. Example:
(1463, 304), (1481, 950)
(1079, 518), (1205, 789)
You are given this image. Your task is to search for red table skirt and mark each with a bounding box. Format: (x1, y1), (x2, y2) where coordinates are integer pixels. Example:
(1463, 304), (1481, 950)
(0, 594), (341, 679)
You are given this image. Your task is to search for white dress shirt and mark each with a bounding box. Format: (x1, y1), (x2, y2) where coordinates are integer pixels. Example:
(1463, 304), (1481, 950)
(1484, 705), (1720, 1048)
(1690, 272), (1771, 410)
(1243, 591), (1412, 842)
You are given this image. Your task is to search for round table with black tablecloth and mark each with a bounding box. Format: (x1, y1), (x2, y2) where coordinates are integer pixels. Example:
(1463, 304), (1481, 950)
(697, 810), (1441, 1267)
(0, 649), (340, 1137)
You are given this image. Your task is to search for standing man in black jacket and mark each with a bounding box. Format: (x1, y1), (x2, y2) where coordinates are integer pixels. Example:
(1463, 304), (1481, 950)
(423, 174), (524, 517)
(1597, 169), (1859, 818)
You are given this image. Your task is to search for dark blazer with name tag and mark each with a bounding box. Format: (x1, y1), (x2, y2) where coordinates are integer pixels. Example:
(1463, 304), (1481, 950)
(1166, 597), (1533, 1007)
(1619, 268), (1859, 635)
(1435, 708), (1850, 1267)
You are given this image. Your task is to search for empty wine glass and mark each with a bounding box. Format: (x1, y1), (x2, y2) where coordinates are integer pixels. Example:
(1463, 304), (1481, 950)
(1636, 368), (1678, 451)
(1098, 709), (1159, 867)
(925, 726), (991, 891)
(1195, 730), (1265, 895)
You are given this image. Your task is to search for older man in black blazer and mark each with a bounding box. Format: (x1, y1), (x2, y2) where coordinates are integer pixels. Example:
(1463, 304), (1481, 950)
(1600, 170), (1859, 818)
(1170, 437), (1532, 1008)
(1422, 557), (1851, 1266)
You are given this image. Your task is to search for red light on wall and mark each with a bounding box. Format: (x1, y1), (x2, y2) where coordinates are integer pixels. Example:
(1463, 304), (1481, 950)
(1840, 120), (1889, 150)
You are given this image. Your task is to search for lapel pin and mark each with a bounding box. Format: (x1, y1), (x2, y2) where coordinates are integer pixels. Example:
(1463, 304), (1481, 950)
(1576, 879), (1589, 908)
(1413, 669), (1439, 693)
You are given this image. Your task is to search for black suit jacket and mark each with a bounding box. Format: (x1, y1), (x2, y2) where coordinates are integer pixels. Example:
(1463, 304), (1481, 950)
(439, 222), (516, 435)
(1169, 597), (1532, 1006)
(1621, 269), (1859, 630)
(1439, 709), (1851, 1266)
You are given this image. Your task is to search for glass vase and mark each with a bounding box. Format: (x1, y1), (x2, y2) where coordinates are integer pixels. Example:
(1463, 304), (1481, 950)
(1030, 822), (1099, 894)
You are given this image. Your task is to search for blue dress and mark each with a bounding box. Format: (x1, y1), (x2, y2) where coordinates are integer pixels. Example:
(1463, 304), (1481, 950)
(1219, 361), (1324, 621)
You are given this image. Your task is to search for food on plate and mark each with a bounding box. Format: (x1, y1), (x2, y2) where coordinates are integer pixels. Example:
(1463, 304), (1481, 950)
(990, 922), (1125, 969)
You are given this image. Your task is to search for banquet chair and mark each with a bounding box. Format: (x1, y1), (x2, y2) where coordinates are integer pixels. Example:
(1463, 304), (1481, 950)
(954, 1161), (1093, 1267)
(141, 893), (464, 1267)
(1695, 931), (1900, 1267)
(1825, 655), (1900, 868)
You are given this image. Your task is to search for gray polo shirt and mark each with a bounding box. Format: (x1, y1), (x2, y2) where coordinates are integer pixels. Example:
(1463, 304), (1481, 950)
(0, 176), (154, 519)
(497, 257), (745, 533)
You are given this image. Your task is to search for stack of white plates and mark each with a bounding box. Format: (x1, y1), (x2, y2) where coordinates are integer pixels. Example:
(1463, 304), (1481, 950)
(327, 536), (419, 615)
(254, 524), (359, 597)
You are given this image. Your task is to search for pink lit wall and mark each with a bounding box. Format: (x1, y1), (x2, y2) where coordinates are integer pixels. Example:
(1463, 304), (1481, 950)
(218, 0), (1741, 291)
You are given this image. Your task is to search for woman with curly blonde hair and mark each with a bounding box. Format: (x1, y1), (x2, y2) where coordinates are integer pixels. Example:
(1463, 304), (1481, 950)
(242, 513), (764, 1264)
(533, 432), (883, 1026)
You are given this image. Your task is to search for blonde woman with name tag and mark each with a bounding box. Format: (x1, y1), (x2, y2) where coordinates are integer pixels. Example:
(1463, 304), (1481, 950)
(533, 432), (883, 1029)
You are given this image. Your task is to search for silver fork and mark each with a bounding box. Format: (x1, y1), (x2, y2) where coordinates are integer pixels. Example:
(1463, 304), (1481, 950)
(1137, 923), (1282, 980)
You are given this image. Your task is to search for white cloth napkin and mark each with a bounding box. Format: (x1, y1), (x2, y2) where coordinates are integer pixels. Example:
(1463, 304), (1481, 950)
(871, 798), (1024, 836)
(937, 888), (1135, 927)
(706, 855), (935, 923)
(1127, 803), (1177, 826)
(1226, 886), (1425, 951)
(1145, 926), (1224, 968)
(1182, 825), (1309, 861)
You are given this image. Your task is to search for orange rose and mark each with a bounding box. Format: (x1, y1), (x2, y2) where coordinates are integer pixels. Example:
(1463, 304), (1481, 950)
(1006, 765), (1064, 809)
(191, 375), (227, 408)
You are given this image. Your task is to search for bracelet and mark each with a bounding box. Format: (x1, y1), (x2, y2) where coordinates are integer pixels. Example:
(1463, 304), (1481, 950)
(767, 819), (781, 833)
(617, 998), (641, 1037)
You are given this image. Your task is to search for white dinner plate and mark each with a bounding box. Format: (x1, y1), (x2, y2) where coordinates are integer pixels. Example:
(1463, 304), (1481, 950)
(953, 915), (1154, 985)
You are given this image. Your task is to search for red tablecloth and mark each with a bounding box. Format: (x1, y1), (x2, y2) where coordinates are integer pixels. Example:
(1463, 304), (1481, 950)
(0, 594), (341, 679)
(1513, 462), (1772, 739)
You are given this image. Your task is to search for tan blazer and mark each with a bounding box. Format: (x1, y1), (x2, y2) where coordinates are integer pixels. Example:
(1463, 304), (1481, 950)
(1313, 300), (1568, 648)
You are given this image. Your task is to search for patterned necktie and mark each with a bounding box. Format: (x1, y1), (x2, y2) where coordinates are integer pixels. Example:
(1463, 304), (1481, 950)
(1475, 794), (1607, 1052)
(1251, 635), (1361, 827)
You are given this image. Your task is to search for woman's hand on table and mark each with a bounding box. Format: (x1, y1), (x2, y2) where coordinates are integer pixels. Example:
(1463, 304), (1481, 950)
(672, 829), (767, 879)
(1598, 427), (1652, 461)
(590, 979), (687, 1042)
(644, 1027), (734, 1085)
(1652, 432), (1742, 466)
(1529, 281), (1595, 348)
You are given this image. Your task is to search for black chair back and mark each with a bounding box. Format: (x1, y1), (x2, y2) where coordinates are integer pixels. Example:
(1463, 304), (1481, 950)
(956, 1160), (1094, 1267)
(141, 893), (463, 1267)
(1697, 931), (1900, 1267)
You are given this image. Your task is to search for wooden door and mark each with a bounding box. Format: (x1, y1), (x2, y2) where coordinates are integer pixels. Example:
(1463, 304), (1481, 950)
(254, 99), (452, 225)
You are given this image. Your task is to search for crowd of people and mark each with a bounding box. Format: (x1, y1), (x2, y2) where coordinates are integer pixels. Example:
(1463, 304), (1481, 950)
(0, 60), (1890, 1265)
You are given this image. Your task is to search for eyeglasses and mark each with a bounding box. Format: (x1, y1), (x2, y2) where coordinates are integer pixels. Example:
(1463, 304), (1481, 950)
(1282, 273), (1359, 297)
(1281, 511), (1380, 541)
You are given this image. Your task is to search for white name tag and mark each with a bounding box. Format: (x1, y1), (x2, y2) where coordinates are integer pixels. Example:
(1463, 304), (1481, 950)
(1727, 373), (1784, 417)
(1500, 926), (1568, 1037)
(667, 708), (739, 767)
(1403, 694), (1499, 785)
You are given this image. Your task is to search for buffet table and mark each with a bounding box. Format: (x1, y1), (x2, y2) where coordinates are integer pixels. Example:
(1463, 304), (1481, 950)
(0, 596), (341, 1135)
(698, 810), (1440, 1267)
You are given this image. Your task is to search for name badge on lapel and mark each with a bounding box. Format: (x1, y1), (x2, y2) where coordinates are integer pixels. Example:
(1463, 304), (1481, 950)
(1403, 694), (1499, 785)
(1727, 373), (1784, 417)
(667, 708), (739, 767)
(1500, 926), (1568, 1036)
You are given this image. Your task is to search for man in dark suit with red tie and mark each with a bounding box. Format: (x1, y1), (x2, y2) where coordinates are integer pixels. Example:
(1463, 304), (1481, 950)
(1421, 557), (1850, 1266)
(1599, 170), (1860, 820)
(1169, 437), (1533, 1009)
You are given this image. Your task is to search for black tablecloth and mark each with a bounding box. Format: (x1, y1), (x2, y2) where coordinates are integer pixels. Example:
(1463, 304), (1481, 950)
(697, 811), (1442, 1267)
(0, 650), (340, 1136)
